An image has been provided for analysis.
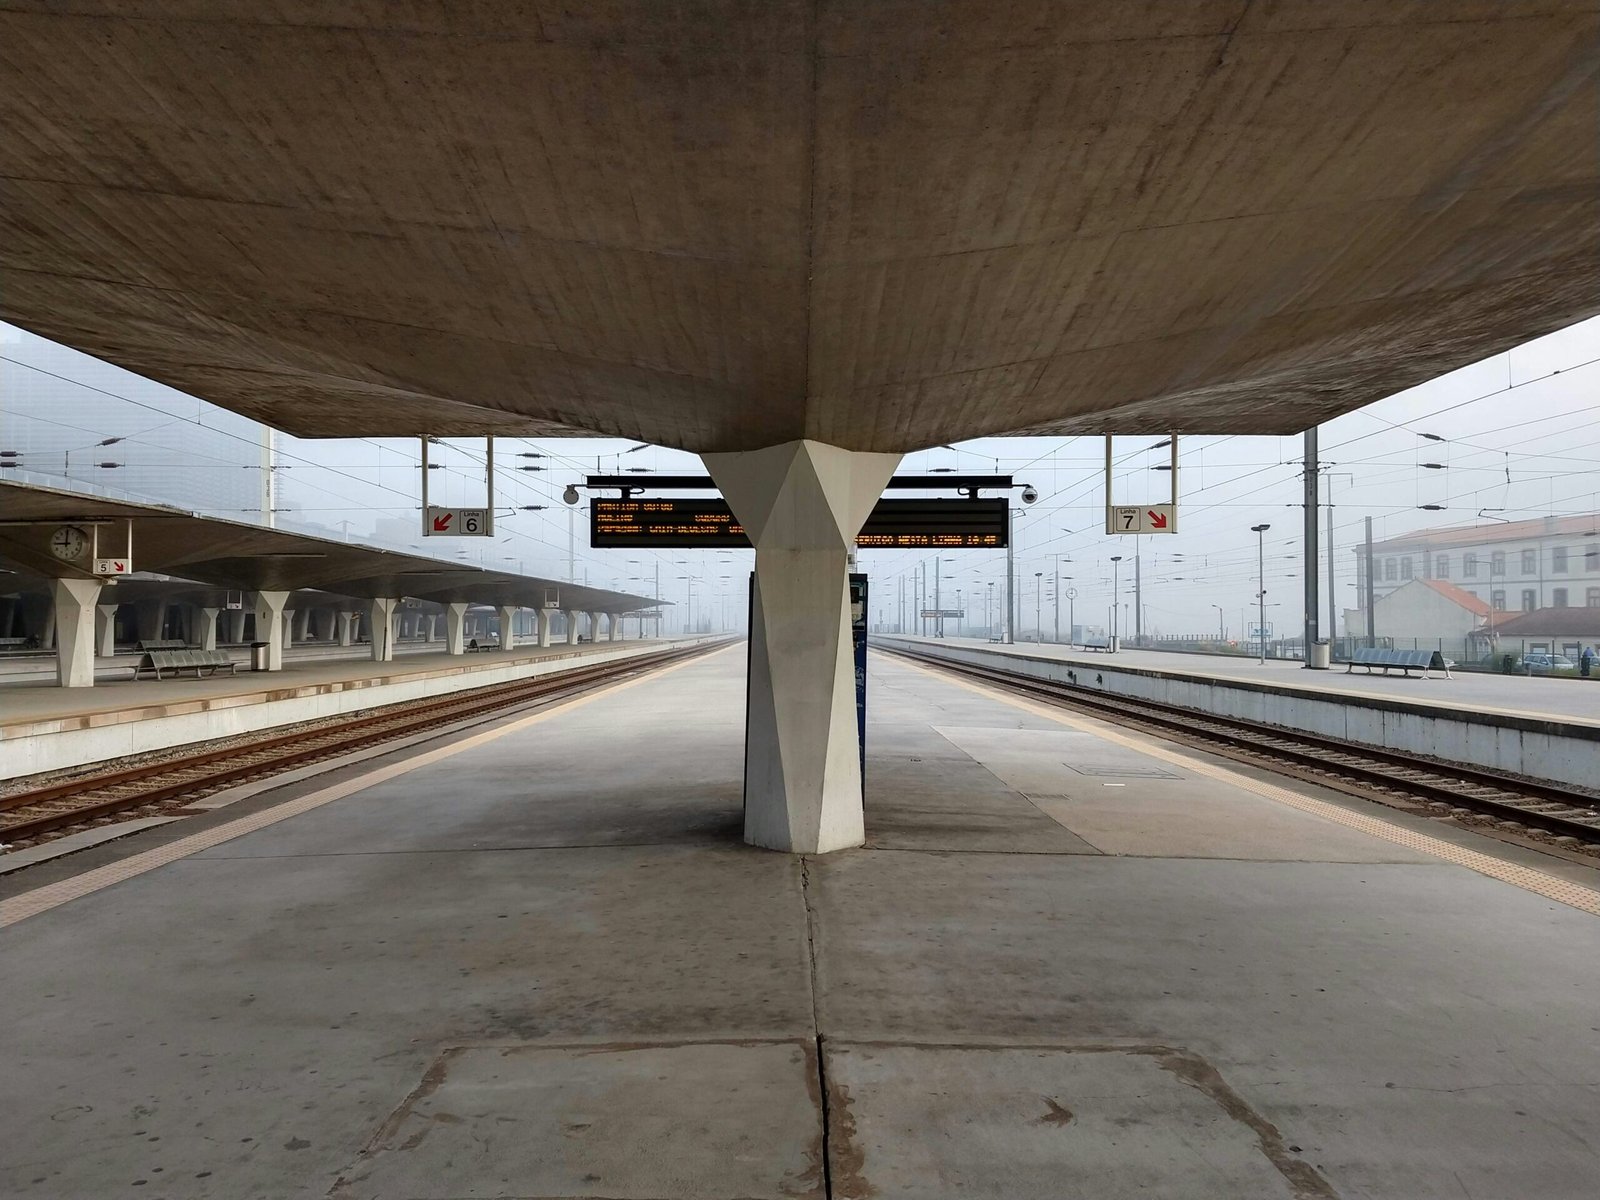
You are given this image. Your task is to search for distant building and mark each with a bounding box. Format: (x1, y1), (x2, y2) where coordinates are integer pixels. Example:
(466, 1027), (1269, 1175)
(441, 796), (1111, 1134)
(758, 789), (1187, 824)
(1482, 607), (1600, 660)
(1354, 516), (1600, 629)
(1344, 578), (1489, 643)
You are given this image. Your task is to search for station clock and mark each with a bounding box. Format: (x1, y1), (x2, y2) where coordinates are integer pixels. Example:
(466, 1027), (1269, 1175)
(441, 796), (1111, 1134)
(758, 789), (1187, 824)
(49, 525), (90, 561)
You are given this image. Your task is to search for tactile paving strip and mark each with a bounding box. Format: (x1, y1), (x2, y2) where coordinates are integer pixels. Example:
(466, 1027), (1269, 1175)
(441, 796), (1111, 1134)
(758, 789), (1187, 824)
(914, 661), (1600, 917)
(1, 651), (721, 929)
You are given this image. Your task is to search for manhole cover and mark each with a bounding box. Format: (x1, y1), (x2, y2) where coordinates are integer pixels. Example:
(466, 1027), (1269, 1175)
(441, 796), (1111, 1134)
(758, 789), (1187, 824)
(1067, 763), (1181, 779)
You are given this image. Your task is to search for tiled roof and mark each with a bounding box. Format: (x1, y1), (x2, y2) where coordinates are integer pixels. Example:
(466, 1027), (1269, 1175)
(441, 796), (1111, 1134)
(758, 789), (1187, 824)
(1487, 607), (1600, 637)
(1366, 515), (1600, 552)
(1418, 578), (1491, 616)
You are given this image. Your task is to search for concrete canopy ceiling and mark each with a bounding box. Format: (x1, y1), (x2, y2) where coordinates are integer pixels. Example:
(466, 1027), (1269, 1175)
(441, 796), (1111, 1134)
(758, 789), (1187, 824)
(1, 2), (1596, 454)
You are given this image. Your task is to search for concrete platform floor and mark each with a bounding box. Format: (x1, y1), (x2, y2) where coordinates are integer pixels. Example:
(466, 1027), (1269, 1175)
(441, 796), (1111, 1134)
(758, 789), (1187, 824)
(3, 646), (1599, 1198)
(0, 637), (656, 725)
(897, 635), (1600, 727)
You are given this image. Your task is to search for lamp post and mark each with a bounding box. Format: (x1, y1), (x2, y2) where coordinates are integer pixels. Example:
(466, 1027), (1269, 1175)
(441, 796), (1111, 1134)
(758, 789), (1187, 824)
(1033, 571), (1043, 642)
(1109, 556), (1123, 650)
(1211, 603), (1224, 642)
(1064, 585), (1077, 646)
(1251, 523), (1271, 663)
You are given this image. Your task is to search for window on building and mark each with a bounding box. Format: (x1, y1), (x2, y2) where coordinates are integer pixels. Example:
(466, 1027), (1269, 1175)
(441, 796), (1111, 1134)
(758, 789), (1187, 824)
(1400, 557), (1413, 579)
(1587, 587), (1600, 608)
(1552, 546), (1569, 573)
(1491, 551), (1506, 575)
(1553, 588), (1568, 608)
(1522, 549), (1537, 573)
(1491, 590), (1506, 611)
(1435, 555), (1449, 578)
(1463, 552), (1478, 578)
(1384, 558), (1397, 581)
(1522, 589), (1537, 611)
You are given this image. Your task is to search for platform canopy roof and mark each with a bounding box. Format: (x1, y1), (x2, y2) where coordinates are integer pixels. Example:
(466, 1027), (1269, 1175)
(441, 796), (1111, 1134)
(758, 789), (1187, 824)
(0, 481), (660, 614)
(1, 3), (1596, 453)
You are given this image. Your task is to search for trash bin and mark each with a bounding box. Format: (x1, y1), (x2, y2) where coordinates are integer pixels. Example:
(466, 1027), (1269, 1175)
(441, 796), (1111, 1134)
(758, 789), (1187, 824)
(250, 641), (271, 672)
(1309, 640), (1331, 670)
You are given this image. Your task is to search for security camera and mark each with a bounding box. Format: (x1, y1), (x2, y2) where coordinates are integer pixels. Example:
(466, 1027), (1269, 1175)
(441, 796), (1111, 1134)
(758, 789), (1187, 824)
(1021, 485), (1039, 505)
(562, 484), (580, 506)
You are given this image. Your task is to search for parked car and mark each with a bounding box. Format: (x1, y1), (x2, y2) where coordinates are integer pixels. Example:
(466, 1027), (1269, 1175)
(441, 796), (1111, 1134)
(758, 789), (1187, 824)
(1519, 652), (1576, 675)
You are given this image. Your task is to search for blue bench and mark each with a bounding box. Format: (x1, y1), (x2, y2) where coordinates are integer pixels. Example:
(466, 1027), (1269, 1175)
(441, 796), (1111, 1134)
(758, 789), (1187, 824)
(1346, 647), (1452, 678)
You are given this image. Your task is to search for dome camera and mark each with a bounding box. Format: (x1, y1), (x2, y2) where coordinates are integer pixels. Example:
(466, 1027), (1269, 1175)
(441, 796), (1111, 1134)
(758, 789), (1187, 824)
(1020, 484), (1039, 505)
(562, 484), (581, 506)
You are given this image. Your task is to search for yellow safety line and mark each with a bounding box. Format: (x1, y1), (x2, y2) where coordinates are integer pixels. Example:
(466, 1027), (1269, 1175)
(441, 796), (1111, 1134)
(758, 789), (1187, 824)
(893, 656), (1600, 917)
(0, 649), (726, 930)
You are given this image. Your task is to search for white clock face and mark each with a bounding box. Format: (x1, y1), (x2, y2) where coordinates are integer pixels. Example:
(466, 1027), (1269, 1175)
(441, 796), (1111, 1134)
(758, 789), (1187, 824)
(50, 525), (90, 561)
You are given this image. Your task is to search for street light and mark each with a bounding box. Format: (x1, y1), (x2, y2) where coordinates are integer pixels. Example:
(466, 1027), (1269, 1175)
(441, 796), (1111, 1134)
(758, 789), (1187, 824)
(1109, 556), (1123, 650)
(1033, 571), (1043, 643)
(1251, 523), (1271, 663)
(1211, 603), (1225, 641)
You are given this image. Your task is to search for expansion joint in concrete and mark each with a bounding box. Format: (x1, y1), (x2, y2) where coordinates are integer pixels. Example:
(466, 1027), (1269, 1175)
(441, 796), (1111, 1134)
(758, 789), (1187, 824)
(798, 854), (836, 1200)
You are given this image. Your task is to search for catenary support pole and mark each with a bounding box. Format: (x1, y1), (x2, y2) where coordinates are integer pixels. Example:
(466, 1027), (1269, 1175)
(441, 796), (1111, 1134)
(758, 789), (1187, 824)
(1303, 427), (1319, 665)
(1365, 515), (1377, 648)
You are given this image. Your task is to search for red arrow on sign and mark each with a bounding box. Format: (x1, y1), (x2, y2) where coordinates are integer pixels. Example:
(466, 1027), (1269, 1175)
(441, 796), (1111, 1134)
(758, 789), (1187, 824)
(113, 561), (125, 571)
(1146, 510), (1168, 529)
(432, 513), (453, 532)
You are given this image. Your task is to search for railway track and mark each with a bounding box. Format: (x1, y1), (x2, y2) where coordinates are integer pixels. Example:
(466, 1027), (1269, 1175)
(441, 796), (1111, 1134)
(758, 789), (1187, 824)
(883, 645), (1600, 849)
(2, 639), (731, 848)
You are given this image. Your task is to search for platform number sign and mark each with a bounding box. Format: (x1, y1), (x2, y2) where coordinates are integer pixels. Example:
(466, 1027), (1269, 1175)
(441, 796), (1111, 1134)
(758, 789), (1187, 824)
(425, 506), (491, 537)
(1105, 503), (1176, 535)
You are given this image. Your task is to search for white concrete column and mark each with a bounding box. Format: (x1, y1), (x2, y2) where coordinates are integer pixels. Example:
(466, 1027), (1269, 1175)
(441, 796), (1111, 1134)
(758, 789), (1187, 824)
(254, 590), (290, 671)
(226, 609), (247, 644)
(293, 607), (312, 642)
(199, 607), (220, 652)
(53, 577), (104, 688)
(564, 611), (580, 645)
(425, 614), (441, 643)
(370, 597), (399, 662)
(444, 602), (468, 655)
(283, 610), (297, 649)
(96, 604), (119, 658)
(338, 611), (356, 646)
(134, 599), (166, 644)
(704, 439), (900, 854)
(537, 608), (553, 648)
(587, 611), (602, 642)
(498, 605), (519, 651)
(607, 612), (620, 641)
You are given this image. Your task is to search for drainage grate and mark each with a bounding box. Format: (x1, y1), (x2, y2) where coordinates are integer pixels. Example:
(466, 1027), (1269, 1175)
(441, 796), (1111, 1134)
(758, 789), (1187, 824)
(1068, 763), (1182, 780)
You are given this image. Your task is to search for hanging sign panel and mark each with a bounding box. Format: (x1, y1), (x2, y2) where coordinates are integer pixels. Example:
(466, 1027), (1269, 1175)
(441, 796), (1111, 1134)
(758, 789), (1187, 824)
(1104, 503), (1177, 535)
(592, 498), (1008, 548)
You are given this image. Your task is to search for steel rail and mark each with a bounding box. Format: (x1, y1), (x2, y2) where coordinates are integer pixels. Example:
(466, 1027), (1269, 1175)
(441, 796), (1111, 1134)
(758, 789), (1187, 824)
(882, 645), (1600, 846)
(2, 639), (731, 844)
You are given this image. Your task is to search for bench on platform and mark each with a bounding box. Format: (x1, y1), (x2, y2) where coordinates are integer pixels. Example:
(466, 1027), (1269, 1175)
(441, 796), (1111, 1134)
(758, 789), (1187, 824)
(1079, 638), (1113, 651)
(134, 649), (240, 680)
(1345, 647), (1453, 679)
(465, 638), (498, 652)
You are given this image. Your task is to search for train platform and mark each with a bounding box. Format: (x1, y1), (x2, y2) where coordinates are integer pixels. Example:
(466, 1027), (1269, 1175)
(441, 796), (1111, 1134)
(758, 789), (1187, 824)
(3, 645), (1597, 1199)
(0, 637), (685, 781)
(883, 635), (1600, 793)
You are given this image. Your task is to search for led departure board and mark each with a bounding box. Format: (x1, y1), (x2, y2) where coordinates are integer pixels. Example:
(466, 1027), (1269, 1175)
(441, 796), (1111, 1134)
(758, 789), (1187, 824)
(592, 498), (1008, 548)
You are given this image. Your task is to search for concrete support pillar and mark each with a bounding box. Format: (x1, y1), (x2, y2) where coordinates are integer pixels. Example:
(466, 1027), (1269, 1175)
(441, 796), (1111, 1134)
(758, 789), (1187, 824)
(53, 577), (104, 688)
(587, 611), (602, 642)
(537, 608), (553, 648)
(564, 611), (580, 646)
(444, 602), (468, 655)
(704, 439), (900, 854)
(226, 609), (247, 645)
(498, 605), (519, 652)
(370, 597), (399, 662)
(293, 607), (312, 642)
(338, 611), (356, 647)
(607, 612), (620, 641)
(199, 607), (220, 652)
(425, 614), (440, 643)
(282, 610), (296, 649)
(254, 590), (290, 671)
(96, 604), (119, 657)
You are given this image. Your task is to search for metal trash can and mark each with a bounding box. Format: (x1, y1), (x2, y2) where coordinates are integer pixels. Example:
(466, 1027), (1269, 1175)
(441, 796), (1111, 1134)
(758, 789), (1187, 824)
(250, 641), (271, 672)
(1309, 640), (1331, 670)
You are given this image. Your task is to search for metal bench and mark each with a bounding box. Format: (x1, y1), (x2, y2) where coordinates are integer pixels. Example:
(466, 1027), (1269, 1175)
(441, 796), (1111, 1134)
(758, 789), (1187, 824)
(1079, 637), (1113, 651)
(136, 638), (189, 653)
(1345, 647), (1452, 678)
(134, 649), (240, 680)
